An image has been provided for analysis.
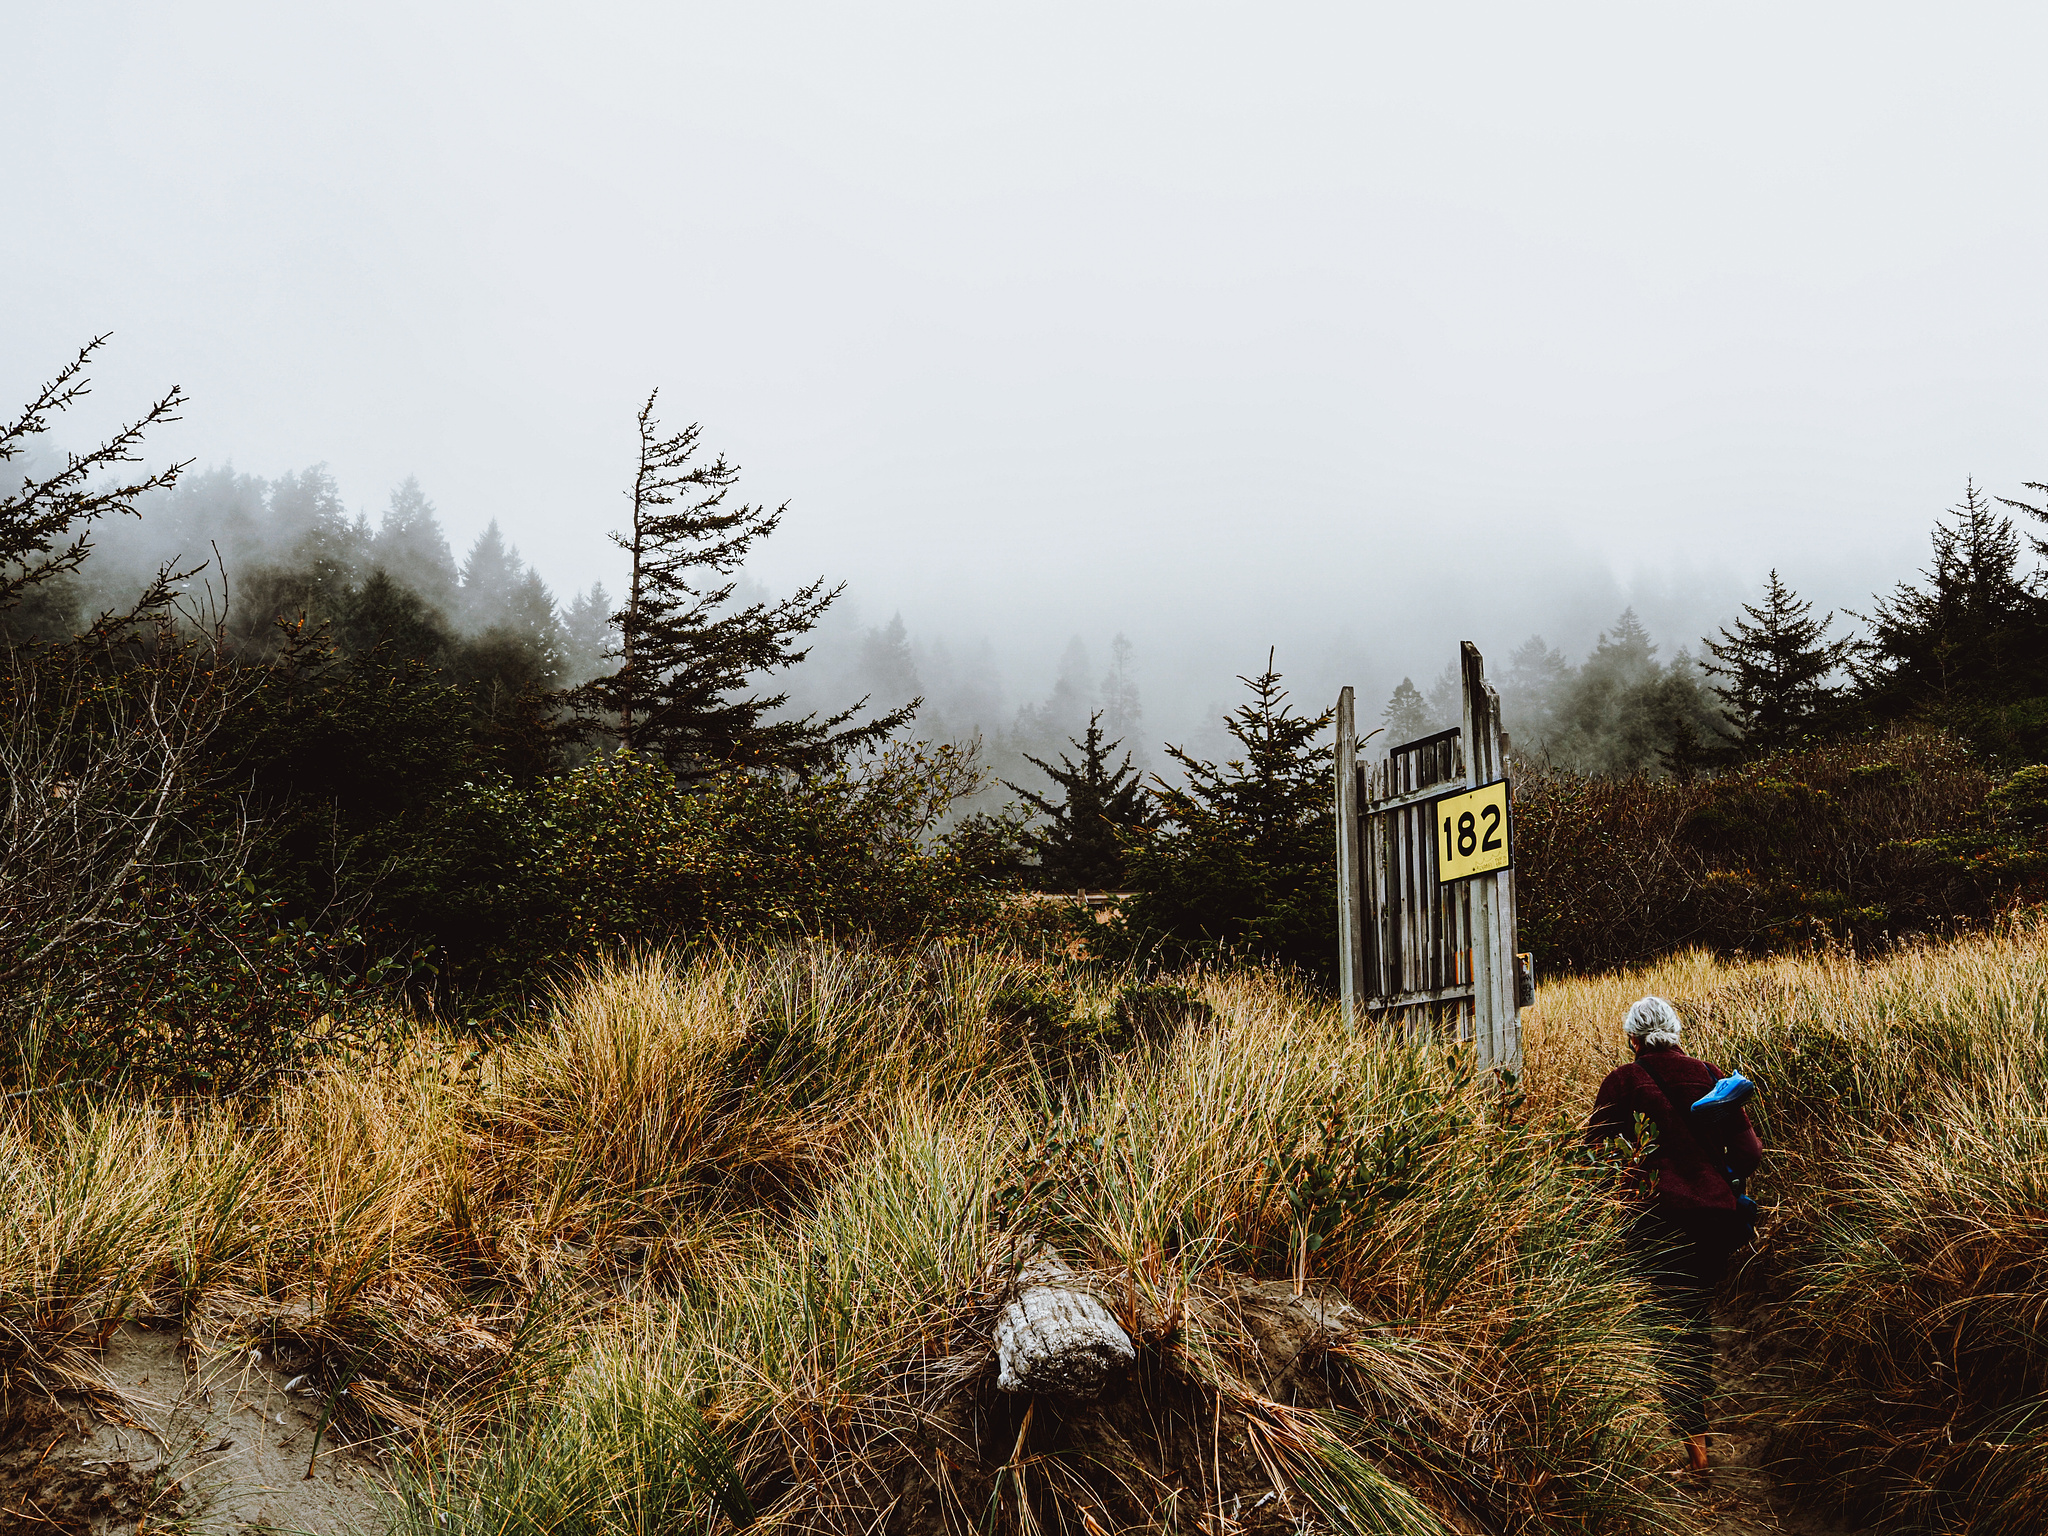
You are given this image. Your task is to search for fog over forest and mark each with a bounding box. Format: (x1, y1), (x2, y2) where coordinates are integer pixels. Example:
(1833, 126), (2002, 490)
(13, 5), (2047, 796)
(25, 441), (1856, 817)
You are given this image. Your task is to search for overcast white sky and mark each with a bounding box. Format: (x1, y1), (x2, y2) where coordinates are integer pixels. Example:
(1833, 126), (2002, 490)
(9, 2), (2048, 721)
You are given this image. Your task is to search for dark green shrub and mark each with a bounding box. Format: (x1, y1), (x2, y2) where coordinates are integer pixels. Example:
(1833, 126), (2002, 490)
(987, 973), (1075, 1046)
(11, 880), (406, 1094)
(1988, 764), (2048, 842)
(1101, 979), (1214, 1052)
(1112, 660), (1334, 979)
(1514, 731), (2014, 973)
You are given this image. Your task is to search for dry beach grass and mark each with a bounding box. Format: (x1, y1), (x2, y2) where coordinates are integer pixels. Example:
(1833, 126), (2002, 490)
(6, 921), (2048, 1532)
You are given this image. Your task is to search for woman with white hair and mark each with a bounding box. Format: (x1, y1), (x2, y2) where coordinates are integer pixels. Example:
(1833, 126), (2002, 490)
(1588, 995), (1763, 1475)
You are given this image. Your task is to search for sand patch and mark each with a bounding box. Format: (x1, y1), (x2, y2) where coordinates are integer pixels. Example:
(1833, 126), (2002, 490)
(2, 1321), (384, 1535)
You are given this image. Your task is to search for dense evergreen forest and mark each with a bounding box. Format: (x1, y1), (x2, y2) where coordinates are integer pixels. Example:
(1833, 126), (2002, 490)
(8, 339), (2048, 1089)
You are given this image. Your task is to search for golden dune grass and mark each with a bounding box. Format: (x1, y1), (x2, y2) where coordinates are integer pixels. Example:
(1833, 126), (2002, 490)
(1521, 911), (2048, 1125)
(10, 923), (2048, 1533)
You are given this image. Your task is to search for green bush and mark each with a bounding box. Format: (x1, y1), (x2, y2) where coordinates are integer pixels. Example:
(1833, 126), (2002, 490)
(8, 880), (406, 1095)
(1514, 731), (2018, 973)
(405, 746), (1009, 1006)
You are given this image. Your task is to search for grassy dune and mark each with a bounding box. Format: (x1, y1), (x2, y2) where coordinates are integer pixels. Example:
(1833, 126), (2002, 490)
(6, 923), (2048, 1533)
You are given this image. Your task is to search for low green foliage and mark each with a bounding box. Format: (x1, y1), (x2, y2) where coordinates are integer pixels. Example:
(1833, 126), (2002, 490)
(1513, 730), (2029, 973)
(431, 745), (1005, 1001)
(14, 880), (407, 1094)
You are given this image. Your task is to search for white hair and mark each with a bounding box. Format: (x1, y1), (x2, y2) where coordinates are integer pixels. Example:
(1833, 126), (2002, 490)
(1624, 995), (1683, 1049)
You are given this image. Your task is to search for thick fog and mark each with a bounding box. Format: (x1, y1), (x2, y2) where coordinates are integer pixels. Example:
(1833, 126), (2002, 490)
(9, 3), (2048, 783)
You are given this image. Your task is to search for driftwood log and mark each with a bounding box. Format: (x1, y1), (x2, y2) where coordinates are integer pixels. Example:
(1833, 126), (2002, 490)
(993, 1252), (1135, 1401)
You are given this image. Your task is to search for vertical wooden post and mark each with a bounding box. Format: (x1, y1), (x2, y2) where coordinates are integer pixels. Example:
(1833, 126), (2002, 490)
(1334, 686), (1366, 1029)
(1458, 643), (1523, 1076)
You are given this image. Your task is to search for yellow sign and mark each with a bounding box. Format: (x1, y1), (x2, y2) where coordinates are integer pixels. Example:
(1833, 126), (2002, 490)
(1436, 779), (1513, 884)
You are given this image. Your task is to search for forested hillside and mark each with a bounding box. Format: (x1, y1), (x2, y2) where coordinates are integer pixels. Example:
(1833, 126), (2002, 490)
(9, 338), (2048, 1076)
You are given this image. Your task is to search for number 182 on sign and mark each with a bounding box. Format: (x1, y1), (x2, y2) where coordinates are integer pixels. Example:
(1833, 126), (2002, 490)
(1435, 779), (1513, 883)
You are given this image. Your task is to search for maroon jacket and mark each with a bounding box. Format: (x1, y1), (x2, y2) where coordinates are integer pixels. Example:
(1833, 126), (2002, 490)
(1588, 1047), (1762, 1216)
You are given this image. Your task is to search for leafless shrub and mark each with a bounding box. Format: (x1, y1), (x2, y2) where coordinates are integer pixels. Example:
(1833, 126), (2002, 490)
(0, 613), (249, 998)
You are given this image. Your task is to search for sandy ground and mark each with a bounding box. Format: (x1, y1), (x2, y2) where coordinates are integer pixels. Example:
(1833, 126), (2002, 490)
(1654, 1426), (1855, 1536)
(0, 1303), (1857, 1536)
(1, 1321), (386, 1535)
(1645, 1317), (1860, 1536)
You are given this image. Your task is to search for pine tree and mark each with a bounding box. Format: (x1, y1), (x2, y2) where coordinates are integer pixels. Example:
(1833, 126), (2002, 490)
(370, 476), (459, 613)
(1120, 654), (1335, 974)
(1639, 654), (1732, 779)
(1997, 480), (2048, 560)
(1504, 634), (1573, 749)
(335, 568), (452, 663)
(1099, 633), (1143, 748)
(1548, 609), (1669, 774)
(858, 613), (921, 706)
(1859, 480), (2045, 717)
(563, 582), (613, 685)
(1588, 608), (1658, 681)
(1701, 570), (1852, 756)
(230, 466), (368, 647)
(264, 465), (365, 596)
(578, 391), (911, 773)
(1425, 661), (1461, 729)
(458, 520), (523, 631)
(0, 336), (188, 614)
(1382, 677), (1430, 742)
(1014, 636), (1094, 747)
(1003, 713), (1153, 890)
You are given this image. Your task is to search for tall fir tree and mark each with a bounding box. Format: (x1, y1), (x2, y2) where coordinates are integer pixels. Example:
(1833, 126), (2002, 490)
(1586, 607), (1658, 682)
(234, 465), (367, 642)
(1701, 570), (1852, 756)
(562, 581), (613, 685)
(370, 476), (459, 613)
(1120, 654), (1335, 975)
(1504, 634), (1573, 748)
(458, 520), (523, 631)
(334, 568), (452, 664)
(1996, 480), (2048, 561)
(1003, 713), (1153, 890)
(1424, 661), (1461, 729)
(1858, 480), (2046, 718)
(1013, 635), (1094, 748)
(1382, 676), (1431, 742)
(858, 612), (921, 707)
(579, 391), (910, 773)
(265, 465), (365, 595)
(1099, 633), (1143, 749)
(1547, 609), (1704, 776)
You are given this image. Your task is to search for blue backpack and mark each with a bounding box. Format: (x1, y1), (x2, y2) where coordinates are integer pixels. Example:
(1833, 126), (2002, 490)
(1690, 1074), (1761, 1240)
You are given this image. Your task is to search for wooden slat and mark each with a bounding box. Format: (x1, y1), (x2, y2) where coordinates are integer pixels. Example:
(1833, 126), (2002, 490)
(1334, 687), (1365, 1028)
(1366, 781), (1448, 815)
(1364, 984), (1475, 1011)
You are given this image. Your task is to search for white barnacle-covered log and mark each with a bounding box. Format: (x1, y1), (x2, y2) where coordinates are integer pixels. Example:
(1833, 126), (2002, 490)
(994, 1279), (1136, 1400)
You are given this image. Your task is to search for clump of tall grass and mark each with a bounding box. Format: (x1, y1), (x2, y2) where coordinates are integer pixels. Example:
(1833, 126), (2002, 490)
(0, 1102), (253, 1395)
(0, 941), (1125, 1417)
(4, 937), (1681, 1534)
(391, 964), (1678, 1536)
(1771, 1081), (2048, 1532)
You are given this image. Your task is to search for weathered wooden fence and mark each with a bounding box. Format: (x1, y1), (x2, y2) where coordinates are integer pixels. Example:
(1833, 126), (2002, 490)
(1335, 642), (1524, 1073)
